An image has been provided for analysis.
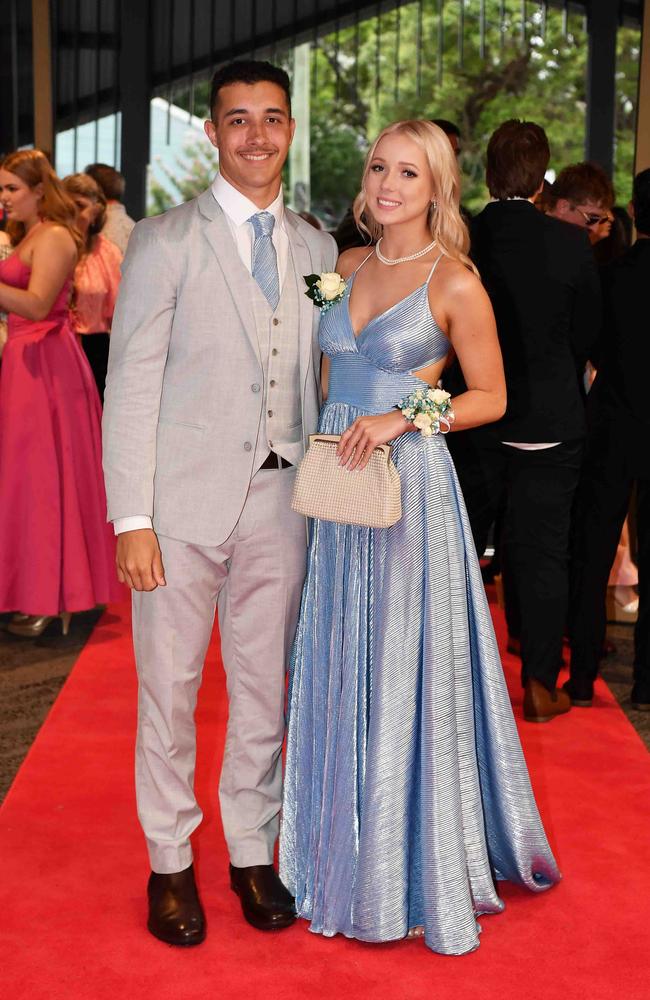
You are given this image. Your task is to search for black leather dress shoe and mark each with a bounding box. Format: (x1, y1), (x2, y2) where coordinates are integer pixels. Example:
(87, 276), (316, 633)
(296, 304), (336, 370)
(147, 864), (206, 946)
(229, 864), (296, 931)
(562, 679), (593, 708)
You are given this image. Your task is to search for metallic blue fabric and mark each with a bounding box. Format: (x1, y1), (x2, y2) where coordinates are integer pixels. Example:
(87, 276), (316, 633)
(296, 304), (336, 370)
(280, 272), (561, 956)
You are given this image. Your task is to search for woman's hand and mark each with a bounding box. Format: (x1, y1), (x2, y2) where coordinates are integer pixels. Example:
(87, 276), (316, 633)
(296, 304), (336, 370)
(337, 410), (410, 471)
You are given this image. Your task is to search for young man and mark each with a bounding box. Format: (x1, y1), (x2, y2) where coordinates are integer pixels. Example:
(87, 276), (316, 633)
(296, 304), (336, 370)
(103, 60), (337, 945)
(446, 119), (601, 723)
(566, 168), (650, 711)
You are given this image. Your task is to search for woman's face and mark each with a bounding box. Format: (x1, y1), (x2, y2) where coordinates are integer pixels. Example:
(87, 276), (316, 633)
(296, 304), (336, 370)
(364, 132), (436, 231)
(0, 169), (42, 224)
(71, 194), (99, 235)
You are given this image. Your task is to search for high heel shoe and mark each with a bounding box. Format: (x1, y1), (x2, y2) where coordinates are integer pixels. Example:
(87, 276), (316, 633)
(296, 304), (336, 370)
(7, 612), (72, 637)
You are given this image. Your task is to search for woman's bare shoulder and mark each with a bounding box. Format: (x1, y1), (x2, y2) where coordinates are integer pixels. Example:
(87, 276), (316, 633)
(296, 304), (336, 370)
(33, 223), (77, 258)
(337, 245), (374, 280)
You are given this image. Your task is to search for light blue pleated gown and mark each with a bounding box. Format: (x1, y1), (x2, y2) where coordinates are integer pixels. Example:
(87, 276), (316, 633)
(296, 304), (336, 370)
(280, 256), (561, 956)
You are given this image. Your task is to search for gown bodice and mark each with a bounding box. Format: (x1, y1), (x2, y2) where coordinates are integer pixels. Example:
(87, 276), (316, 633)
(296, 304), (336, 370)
(320, 259), (450, 414)
(0, 252), (72, 337)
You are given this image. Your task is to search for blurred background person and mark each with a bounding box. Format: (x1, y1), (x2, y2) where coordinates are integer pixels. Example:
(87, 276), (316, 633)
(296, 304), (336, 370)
(445, 120), (601, 723)
(566, 168), (650, 711)
(0, 150), (119, 637)
(0, 229), (10, 356)
(549, 163), (637, 622)
(64, 173), (122, 401)
(546, 161), (615, 249)
(84, 163), (135, 253)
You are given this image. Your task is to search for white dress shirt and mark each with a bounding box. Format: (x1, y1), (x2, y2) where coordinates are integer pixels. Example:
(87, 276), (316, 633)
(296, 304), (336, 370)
(113, 174), (289, 536)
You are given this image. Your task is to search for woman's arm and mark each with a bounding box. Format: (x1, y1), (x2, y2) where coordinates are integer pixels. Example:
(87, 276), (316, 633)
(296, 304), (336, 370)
(437, 264), (506, 431)
(0, 226), (76, 321)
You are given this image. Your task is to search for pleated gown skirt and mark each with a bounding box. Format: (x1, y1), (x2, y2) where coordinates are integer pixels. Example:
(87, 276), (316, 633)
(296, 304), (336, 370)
(280, 401), (561, 957)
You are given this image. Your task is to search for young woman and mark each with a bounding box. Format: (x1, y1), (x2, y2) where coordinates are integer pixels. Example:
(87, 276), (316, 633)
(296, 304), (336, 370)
(0, 150), (119, 637)
(63, 173), (123, 402)
(280, 121), (561, 956)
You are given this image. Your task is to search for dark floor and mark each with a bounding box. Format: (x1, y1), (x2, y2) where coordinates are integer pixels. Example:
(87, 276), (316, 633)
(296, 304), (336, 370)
(0, 612), (648, 804)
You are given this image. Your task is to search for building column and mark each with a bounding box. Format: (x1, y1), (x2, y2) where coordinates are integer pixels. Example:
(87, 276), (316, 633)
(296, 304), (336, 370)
(119, 0), (151, 220)
(585, 0), (618, 175)
(635, 0), (650, 173)
(32, 0), (53, 155)
(289, 43), (311, 213)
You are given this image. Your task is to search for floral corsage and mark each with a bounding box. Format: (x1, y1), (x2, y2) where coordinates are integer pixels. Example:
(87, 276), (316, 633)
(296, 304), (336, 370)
(304, 272), (347, 312)
(398, 387), (455, 437)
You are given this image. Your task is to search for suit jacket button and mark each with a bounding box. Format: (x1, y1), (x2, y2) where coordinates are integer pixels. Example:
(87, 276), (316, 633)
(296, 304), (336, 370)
(244, 442), (252, 452)
(273, 318), (280, 326)
(251, 383), (260, 393)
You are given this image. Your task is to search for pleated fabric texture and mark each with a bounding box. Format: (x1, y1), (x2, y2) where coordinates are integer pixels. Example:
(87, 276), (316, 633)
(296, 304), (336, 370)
(280, 269), (561, 956)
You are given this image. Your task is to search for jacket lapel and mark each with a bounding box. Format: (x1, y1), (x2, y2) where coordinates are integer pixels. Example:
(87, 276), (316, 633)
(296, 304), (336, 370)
(285, 210), (317, 389)
(197, 189), (261, 362)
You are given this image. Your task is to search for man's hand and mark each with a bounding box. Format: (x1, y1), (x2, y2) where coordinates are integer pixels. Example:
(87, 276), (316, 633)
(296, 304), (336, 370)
(116, 529), (166, 592)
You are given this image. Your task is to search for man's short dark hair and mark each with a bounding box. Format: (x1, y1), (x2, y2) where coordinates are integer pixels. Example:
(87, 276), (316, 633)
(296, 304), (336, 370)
(486, 119), (550, 200)
(431, 119), (461, 139)
(550, 162), (615, 210)
(209, 60), (292, 120)
(84, 163), (125, 201)
(632, 167), (650, 236)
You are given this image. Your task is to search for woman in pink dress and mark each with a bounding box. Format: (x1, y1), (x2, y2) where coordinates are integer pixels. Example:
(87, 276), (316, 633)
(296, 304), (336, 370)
(63, 172), (123, 402)
(0, 149), (120, 637)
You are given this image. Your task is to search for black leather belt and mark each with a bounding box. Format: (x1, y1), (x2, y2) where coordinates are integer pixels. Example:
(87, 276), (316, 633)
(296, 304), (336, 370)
(260, 451), (293, 470)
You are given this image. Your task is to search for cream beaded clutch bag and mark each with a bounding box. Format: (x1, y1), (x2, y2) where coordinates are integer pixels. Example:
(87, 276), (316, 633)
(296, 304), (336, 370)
(291, 434), (402, 529)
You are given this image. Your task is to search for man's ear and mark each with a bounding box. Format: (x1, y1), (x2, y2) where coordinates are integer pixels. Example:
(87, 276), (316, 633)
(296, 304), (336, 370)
(204, 119), (219, 151)
(554, 198), (571, 218)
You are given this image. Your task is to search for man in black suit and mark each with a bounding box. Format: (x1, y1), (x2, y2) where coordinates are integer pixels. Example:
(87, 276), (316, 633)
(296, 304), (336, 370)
(566, 168), (650, 711)
(446, 119), (601, 722)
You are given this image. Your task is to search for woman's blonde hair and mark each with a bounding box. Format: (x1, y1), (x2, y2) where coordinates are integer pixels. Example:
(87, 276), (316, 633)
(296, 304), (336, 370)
(63, 172), (107, 254)
(353, 120), (476, 274)
(1, 149), (83, 253)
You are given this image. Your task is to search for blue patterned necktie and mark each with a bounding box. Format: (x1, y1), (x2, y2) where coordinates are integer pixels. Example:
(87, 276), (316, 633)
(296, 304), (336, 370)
(249, 211), (280, 311)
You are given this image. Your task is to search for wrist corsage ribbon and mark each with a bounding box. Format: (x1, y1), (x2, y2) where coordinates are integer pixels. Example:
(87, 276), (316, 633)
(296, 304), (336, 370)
(398, 387), (455, 437)
(304, 272), (347, 312)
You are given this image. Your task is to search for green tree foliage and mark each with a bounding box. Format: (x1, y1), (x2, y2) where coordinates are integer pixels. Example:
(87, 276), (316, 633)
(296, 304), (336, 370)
(151, 0), (639, 219)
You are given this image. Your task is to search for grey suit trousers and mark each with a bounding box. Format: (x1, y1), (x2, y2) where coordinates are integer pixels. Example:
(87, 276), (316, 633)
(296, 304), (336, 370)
(133, 466), (306, 873)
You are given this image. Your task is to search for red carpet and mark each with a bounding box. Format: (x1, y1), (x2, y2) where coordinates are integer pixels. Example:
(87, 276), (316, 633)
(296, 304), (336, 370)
(1, 595), (649, 1000)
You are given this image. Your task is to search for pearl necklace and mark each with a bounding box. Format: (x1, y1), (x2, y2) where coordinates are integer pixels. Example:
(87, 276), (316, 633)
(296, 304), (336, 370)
(375, 236), (437, 266)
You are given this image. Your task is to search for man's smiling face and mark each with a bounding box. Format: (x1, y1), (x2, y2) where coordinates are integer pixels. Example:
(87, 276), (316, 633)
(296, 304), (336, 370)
(204, 81), (295, 203)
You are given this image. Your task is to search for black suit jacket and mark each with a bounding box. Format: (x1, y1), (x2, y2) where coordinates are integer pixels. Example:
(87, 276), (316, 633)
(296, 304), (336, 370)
(448, 200), (601, 441)
(588, 238), (650, 478)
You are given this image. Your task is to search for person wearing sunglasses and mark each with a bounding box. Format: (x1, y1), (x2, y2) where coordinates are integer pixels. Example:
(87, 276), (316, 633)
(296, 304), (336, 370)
(546, 162), (615, 245)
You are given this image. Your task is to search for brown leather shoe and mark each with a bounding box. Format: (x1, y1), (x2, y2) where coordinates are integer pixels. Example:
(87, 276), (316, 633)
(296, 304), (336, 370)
(229, 864), (296, 931)
(523, 678), (571, 723)
(147, 864), (206, 946)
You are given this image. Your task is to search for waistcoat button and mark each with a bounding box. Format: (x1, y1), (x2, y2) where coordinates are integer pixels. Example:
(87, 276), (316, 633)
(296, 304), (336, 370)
(272, 318), (280, 326)
(251, 383), (260, 393)
(268, 410), (274, 417)
(272, 348), (278, 356)
(270, 379), (276, 387)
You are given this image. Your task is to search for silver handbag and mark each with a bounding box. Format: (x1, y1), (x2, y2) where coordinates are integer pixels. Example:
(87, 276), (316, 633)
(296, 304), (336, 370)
(291, 434), (402, 529)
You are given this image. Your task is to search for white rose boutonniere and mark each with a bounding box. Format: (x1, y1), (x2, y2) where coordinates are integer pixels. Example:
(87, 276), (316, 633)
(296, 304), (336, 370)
(304, 271), (347, 312)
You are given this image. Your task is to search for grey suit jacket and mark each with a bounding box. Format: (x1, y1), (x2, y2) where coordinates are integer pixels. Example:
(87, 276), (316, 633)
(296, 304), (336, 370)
(102, 187), (338, 547)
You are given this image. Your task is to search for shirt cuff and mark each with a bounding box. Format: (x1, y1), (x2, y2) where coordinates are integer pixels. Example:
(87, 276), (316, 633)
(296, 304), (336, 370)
(113, 515), (153, 535)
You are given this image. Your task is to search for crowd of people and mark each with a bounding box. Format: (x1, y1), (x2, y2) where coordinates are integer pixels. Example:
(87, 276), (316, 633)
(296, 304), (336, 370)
(0, 55), (648, 955)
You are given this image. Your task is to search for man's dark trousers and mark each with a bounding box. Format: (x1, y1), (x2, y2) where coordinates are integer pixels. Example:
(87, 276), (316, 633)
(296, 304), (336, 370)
(569, 423), (650, 703)
(450, 432), (582, 691)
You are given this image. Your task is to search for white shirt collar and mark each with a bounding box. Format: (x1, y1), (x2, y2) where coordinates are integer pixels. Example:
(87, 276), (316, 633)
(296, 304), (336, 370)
(211, 173), (285, 230)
